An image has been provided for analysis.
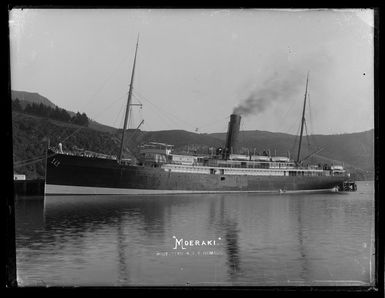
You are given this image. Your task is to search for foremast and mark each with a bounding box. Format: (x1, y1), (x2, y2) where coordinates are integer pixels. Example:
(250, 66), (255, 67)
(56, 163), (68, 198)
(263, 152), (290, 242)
(118, 35), (139, 163)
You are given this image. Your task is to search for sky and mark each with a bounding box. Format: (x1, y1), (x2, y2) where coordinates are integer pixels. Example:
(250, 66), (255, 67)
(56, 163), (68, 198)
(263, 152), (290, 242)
(9, 9), (374, 135)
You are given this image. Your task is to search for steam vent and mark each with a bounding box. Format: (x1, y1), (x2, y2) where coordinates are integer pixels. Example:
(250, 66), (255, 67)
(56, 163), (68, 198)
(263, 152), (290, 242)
(224, 113), (241, 159)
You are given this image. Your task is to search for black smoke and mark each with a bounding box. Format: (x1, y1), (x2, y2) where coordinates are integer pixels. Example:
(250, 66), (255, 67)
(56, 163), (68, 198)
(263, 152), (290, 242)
(233, 70), (306, 116)
(233, 49), (333, 117)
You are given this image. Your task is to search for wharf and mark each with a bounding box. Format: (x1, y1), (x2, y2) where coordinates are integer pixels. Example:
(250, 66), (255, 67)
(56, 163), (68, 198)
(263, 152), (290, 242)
(14, 179), (45, 196)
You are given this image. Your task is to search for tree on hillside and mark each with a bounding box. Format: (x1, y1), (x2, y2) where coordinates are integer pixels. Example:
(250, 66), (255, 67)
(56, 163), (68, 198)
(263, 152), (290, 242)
(12, 98), (22, 111)
(60, 108), (72, 122)
(17, 99), (89, 127)
(71, 112), (89, 126)
(81, 113), (89, 126)
(37, 103), (49, 117)
(51, 106), (62, 120)
(24, 103), (34, 114)
(23, 102), (73, 123)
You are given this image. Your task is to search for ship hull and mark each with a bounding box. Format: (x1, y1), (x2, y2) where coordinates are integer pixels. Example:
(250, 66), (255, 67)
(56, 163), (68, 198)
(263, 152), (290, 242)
(45, 153), (349, 195)
(45, 184), (341, 195)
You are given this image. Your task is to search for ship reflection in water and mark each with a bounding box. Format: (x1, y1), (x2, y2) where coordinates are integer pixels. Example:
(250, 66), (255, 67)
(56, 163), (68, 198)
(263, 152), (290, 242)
(15, 181), (374, 286)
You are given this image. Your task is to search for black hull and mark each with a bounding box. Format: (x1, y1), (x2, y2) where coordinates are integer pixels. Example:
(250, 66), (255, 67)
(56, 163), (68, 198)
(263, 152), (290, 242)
(46, 153), (350, 195)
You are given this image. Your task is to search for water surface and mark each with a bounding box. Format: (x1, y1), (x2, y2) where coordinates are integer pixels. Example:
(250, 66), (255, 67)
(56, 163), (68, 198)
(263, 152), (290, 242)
(15, 181), (375, 286)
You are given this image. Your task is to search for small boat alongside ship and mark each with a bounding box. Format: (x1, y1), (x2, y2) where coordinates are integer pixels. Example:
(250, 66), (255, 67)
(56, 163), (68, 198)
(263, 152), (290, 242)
(45, 38), (357, 195)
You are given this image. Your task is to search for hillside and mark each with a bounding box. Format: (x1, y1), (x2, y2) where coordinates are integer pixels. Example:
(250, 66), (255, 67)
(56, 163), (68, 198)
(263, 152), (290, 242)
(11, 90), (117, 133)
(12, 112), (124, 179)
(132, 130), (223, 149)
(11, 90), (57, 109)
(10, 90), (374, 181)
(11, 111), (374, 181)
(210, 130), (375, 173)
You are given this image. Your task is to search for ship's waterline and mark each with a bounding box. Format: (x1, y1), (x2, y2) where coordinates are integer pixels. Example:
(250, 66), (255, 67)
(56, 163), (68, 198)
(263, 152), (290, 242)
(45, 183), (338, 196)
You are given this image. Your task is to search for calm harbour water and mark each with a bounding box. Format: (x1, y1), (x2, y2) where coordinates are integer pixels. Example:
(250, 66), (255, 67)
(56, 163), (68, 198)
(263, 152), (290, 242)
(15, 181), (375, 287)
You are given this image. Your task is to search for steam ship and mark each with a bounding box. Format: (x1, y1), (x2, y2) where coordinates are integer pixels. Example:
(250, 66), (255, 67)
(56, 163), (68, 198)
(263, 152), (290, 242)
(45, 38), (356, 195)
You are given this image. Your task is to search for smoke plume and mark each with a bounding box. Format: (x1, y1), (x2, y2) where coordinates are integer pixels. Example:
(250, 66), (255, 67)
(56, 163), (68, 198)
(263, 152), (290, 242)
(233, 49), (333, 117)
(233, 70), (305, 116)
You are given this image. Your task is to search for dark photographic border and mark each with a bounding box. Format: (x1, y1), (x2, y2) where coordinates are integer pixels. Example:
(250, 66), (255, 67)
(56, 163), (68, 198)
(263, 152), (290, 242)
(4, 3), (383, 297)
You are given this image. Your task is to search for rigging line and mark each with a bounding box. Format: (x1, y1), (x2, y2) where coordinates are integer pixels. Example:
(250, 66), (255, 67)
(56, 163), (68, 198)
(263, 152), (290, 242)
(41, 120), (82, 150)
(59, 124), (88, 145)
(280, 99), (303, 135)
(305, 91), (316, 148)
(132, 91), (192, 128)
(304, 119), (312, 150)
(291, 122), (301, 159)
(42, 117), (80, 149)
(14, 154), (46, 165)
(124, 122), (143, 146)
(131, 92), (184, 130)
(128, 106), (134, 129)
(21, 63), (133, 161)
(282, 117), (301, 136)
(14, 158), (46, 168)
(54, 51), (132, 144)
(132, 90), (197, 130)
(276, 98), (301, 134)
(117, 117), (125, 138)
(142, 103), (180, 130)
(135, 97), (179, 128)
(76, 54), (133, 114)
(112, 99), (126, 128)
(131, 93), (143, 105)
(136, 107), (145, 131)
(130, 93), (146, 118)
(50, 96), (110, 148)
(14, 151), (62, 168)
(140, 113), (153, 131)
(307, 91), (314, 134)
(56, 92), (127, 146)
(92, 92), (128, 121)
(14, 155), (45, 164)
(304, 121), (315, 163)
(305, 91), (313, 147)
(121, 121), (145, 159)
(138, 103), (144, 120)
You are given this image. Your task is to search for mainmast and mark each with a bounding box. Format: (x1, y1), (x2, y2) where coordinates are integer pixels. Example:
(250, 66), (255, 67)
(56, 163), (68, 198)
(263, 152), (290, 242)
(118, 35), (139, 163)
(296, 72), (309, 164)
